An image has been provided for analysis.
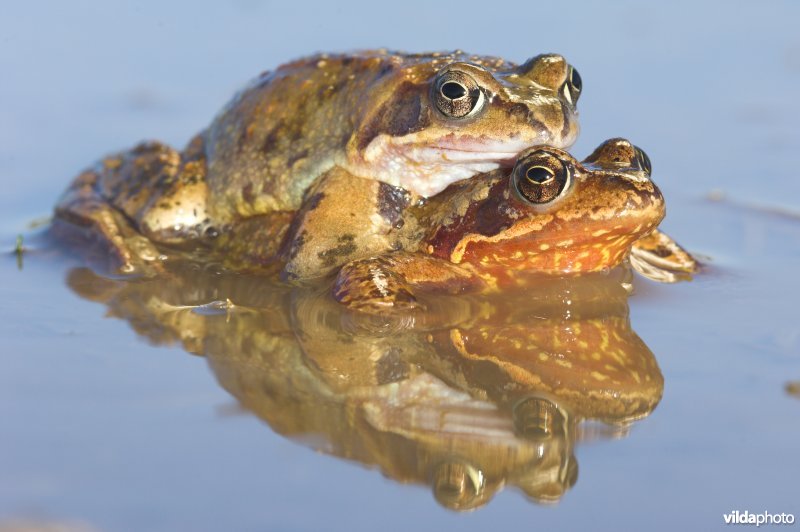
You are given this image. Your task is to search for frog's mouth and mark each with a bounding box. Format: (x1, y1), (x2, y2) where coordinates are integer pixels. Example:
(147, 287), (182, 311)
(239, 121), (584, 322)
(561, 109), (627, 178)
(457, 226), (645, 273)
(419, 147), (519, 168)
(420, 138), (529, 167)
(451, 201), (665, 275)
(359, 135), (532, 197)
(400, 144), (526, 196)
(364, 151), (514, 198)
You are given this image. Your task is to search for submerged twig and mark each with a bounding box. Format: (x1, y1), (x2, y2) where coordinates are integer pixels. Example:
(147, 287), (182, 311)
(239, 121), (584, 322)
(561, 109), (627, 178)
(14, 234), (24, 270)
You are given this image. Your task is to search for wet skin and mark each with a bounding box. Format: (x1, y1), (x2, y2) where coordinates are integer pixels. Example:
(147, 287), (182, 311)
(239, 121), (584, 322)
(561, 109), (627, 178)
(333, 138), (696, 312)
(53, 50), (582, 279)
(54, 130), (696, 313)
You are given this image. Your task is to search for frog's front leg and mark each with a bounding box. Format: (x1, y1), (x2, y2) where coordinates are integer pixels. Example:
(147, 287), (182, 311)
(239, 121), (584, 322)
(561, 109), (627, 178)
(279, 167), (415, 281)
(629, 229), (698, 283)
(333, 253), (483, 313)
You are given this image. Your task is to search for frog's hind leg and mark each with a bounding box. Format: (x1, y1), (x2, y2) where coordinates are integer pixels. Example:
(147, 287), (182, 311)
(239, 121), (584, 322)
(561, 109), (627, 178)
(629, 229), (698, 283)
(54, 138), (211, 275)
(54, 158), (165, 275)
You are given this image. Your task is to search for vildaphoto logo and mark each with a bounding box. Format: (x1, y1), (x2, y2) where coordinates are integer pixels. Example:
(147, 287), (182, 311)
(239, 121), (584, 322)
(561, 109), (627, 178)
(723, 510), (795, 526)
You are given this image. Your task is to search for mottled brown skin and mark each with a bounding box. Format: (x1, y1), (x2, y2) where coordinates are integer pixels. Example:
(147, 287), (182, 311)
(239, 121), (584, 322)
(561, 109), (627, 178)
(432, 313), (663, 422)
(54, 50), (582, 279)
(54, 136), (213, 273)
(206, 50), (580, 210)
(334, 138), (668, 312)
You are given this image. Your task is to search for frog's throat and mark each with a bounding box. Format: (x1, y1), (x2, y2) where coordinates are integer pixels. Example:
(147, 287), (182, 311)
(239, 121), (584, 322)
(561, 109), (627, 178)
(356, 136), (533, 198)
(449, 214), (664, 275)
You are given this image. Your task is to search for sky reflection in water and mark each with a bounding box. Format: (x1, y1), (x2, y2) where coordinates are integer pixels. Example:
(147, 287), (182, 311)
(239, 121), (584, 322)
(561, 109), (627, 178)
(1, 1), (800, 531)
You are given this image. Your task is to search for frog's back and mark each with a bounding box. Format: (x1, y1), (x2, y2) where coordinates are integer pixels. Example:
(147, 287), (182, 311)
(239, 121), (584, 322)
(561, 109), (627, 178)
(203, 51), (401, 219)
(203, 50), (519, 220)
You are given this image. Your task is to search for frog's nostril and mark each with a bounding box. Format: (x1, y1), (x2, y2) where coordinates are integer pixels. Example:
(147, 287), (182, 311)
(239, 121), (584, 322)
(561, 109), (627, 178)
(519, 54), (570, 91)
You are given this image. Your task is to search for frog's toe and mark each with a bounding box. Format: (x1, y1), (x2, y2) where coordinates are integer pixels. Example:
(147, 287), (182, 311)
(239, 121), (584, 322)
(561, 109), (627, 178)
(114, 235), (166, 276)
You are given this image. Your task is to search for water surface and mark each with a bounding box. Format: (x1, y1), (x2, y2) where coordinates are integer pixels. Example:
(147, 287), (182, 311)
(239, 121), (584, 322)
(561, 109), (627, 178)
(2, 1), (799, 531)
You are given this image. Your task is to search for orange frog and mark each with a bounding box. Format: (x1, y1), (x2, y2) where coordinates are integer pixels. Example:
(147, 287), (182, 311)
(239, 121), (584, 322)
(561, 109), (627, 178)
(333, 138), (697, 312)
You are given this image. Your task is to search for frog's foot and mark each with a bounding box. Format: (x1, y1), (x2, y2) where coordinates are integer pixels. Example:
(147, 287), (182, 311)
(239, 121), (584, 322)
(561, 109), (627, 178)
(333, 253), (481, 314)
(629, 229), (698, 283)
(54, 169), (165, 276)
(333, 256), (420, 313)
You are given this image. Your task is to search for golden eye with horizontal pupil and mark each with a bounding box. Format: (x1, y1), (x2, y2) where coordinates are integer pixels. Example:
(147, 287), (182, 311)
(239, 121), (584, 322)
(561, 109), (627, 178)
(433, 69), (485, 119)
(513, 152), (572, 204)
(526, 166), (555, 185)
(634, 146), (652, 176)
(561, 66), (582, 106)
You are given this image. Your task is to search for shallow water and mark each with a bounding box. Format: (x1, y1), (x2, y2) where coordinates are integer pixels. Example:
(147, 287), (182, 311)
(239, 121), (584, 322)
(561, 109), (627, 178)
(2, 1), (800, 531)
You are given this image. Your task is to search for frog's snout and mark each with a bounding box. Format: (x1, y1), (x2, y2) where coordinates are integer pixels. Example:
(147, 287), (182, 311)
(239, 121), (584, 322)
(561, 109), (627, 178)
(517, 54), (581, 107)
(628, 181), (666, 237)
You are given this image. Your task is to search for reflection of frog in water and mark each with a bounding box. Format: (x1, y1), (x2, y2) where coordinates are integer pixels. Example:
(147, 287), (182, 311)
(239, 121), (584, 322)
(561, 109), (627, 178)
(786, 381), (800, 399)
(65, 266), (663, 510)
(53, 50), (582, 280)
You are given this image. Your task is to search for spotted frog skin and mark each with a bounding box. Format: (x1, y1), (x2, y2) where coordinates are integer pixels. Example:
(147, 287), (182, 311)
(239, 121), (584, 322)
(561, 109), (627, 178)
(333, 138), (694, 312)
(54, 50), (582, 279)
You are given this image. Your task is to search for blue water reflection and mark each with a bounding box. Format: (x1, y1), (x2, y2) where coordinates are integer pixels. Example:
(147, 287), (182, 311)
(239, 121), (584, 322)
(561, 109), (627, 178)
(1, 1), (799, 531)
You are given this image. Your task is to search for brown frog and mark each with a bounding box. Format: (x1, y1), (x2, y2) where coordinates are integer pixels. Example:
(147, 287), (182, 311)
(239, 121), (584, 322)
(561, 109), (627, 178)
(333, 138), (697, 312)
(53, 50), (582, 279)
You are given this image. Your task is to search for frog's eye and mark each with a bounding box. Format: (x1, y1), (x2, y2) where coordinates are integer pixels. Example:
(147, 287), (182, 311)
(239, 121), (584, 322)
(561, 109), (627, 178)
(561, 66), (582, 106)
(433, 69), (485, 119)
(633, 146), (652, 176)
(513, 151), (572, 205)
